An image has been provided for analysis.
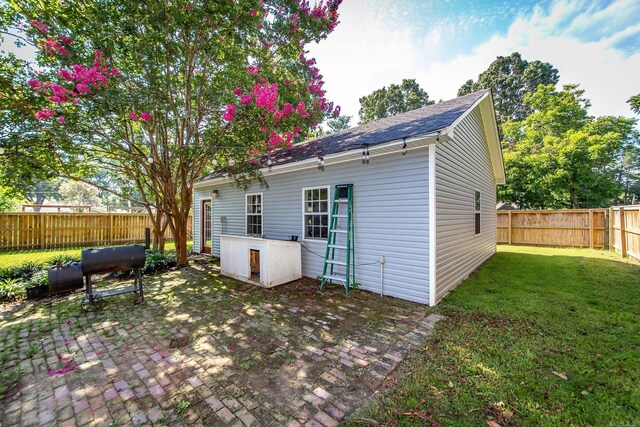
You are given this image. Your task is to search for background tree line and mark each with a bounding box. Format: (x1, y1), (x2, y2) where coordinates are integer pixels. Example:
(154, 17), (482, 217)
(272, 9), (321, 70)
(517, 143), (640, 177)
(354, 52), (639, 209)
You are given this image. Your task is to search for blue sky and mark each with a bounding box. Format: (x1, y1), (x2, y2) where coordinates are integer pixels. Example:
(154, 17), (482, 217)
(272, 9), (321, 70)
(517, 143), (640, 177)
(308, 0), (640, 121)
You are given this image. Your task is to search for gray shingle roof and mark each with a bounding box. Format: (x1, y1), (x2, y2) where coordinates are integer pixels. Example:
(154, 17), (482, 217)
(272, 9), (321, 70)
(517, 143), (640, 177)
(198, 89), (488, 182)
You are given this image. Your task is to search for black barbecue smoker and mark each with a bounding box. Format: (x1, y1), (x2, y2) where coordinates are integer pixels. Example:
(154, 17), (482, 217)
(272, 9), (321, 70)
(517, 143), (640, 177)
(48, 230), (150, 308)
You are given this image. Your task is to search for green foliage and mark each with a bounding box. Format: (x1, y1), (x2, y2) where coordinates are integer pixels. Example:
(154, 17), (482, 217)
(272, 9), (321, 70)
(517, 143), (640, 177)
(358, 78), (434, 124)
(58, 181), (102, 208)
(1, 0), (342, 265)
(0, 186), (21, 212)
(0, 366), (24, 401)
(0, 278), (26, 301)
(499, 84), (636, 209)
(46, 254), (81, 267)
(6, 261), (43, 281)
(458, 52), (559, 125)
(351, 245), (640, 426)
(628, 94), (640, 115)
(325, 115), (352, 133)
(25, 270), (48, 288)
(110, 249), (176, 279)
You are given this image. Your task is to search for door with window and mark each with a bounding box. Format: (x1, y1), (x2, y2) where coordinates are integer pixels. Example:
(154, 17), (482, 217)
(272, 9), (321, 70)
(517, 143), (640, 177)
(201, 199), (212, 254)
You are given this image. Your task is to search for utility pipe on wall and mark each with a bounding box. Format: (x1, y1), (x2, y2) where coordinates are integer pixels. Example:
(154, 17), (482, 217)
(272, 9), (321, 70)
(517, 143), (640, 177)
(379, 256), (385, 296)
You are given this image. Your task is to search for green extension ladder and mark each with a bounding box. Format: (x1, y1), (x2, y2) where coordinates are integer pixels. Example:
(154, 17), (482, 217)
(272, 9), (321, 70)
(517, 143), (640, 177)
(321, 184), (355, 294)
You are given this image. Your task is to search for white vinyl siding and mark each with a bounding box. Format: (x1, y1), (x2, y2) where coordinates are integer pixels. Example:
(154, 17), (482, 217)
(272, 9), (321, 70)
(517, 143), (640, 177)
(435, 108), (497, 302)
(195, 147), (431, 304)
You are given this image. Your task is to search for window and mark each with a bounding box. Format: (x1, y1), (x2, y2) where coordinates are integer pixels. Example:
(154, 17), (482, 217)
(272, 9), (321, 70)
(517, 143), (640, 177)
(246, 193), (262, 235)
(474, 190), (481, 235)
(303, 187), (329, 239)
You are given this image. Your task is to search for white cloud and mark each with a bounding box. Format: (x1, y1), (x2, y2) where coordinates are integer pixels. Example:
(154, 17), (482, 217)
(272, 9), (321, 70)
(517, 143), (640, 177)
(309, 0), (640, 121)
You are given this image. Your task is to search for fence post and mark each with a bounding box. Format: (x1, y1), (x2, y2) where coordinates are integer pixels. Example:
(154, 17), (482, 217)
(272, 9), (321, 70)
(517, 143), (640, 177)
(588, 209), (594, 249)
(508, 211), (512, 245)
(608, 207), (614, 250)
(619, 207), (626, 258)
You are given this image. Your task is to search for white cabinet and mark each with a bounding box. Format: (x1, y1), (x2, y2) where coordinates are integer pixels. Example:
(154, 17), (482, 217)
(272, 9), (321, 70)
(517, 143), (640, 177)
(219, 235), (302, 288)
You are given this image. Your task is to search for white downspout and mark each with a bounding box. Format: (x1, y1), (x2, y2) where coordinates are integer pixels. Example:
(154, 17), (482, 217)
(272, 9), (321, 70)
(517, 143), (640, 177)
(428, 143), (437, 306)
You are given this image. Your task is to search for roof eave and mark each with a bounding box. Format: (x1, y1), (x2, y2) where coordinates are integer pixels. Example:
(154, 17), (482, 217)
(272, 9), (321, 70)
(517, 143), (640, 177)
(193, 129), (449, 188)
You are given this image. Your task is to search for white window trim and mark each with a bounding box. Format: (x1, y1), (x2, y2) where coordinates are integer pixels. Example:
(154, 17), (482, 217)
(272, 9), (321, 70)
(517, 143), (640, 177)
(245, 192), (263, 236)
(474, 189), (481, 236)
(301, 185), (331, 241)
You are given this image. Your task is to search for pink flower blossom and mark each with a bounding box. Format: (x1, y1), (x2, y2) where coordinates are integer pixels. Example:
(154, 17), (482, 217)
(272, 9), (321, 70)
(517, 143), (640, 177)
(246, 65), (259, 75)
(229, 344), (235, 351)
(161, 353), (166, 359)
(109, 68), (121, 77)
(36, 109), (56, 120)
(30, 20), (48, 34)
(58, 69), (73, 81)
(249, 9), (257, 16)
(268, 131), (282, 147)
(251, 82), (278, 111)
(28, 79), (44, 91)
(76, 83), (90, 94)
(140, 112), (152, 122)
(39, 37), (71, 57)
(296, 102), (310, 118)
(333, 106), (341, 116)
(57, 116), (66, 124)
(233, 87), (243, 96)
(222, 104), (236, 122)
(240, 94), (252, 105)
(128, 112), (140, 121)
(59, 36), (73, 45)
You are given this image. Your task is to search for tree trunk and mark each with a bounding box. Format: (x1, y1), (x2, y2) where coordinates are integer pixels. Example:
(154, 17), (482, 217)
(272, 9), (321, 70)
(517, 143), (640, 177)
(170, 213), (189, 266)
(568, 185), (580, 208)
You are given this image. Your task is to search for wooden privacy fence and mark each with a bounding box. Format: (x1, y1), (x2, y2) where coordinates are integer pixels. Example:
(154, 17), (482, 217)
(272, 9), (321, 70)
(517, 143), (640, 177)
(0, 213), (192, 251)
(610, 205), (640, 261)
(497, 209), (607, 249)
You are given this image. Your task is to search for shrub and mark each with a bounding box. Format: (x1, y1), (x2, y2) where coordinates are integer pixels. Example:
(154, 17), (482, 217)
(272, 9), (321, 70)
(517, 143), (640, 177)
(0, 278), (26, 301)
(0, 261), (44, 281)
(110, 250), (176, 279)
(143, 250), (177, 274)
(46, 254), (81, 267)
(26, 271), (48, 288)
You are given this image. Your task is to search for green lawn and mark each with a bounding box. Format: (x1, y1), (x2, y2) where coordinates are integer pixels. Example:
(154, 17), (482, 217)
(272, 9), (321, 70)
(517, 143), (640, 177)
(349, 245), (640, 426)
(0, 241), (192, 269)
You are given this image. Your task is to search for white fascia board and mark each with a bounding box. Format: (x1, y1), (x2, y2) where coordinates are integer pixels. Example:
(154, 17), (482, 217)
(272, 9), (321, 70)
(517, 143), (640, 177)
(447, 91), (506, 185)
(193, 129), (449, 188)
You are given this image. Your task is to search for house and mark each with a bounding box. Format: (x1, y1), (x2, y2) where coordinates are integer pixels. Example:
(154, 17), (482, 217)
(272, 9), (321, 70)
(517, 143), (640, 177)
(193, 89), (505, 305)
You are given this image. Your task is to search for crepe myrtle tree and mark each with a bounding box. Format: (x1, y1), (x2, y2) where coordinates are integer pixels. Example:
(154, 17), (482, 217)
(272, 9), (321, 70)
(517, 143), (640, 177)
(1, 0), (342, 265)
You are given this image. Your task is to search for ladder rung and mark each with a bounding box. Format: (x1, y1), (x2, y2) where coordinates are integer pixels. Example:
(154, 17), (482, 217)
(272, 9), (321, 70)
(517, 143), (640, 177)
(331, 229), (347, 233)
(328, 244), (347, 250)
(333, 214), (348, 218)
(323, 274), (346, 282)
(326, 260), (346, 266)
(336, 199), (349, 203)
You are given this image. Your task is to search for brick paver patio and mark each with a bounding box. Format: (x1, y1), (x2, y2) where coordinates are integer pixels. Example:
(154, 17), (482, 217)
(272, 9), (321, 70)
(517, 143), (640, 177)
(0, 261), (442, 426)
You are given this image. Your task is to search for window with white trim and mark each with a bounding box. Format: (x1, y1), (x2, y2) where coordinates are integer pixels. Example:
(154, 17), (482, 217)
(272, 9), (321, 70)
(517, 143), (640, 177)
(474, 190), (481, 235)
(303, 187), (329, 239)
(246, 193), (262, 235)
